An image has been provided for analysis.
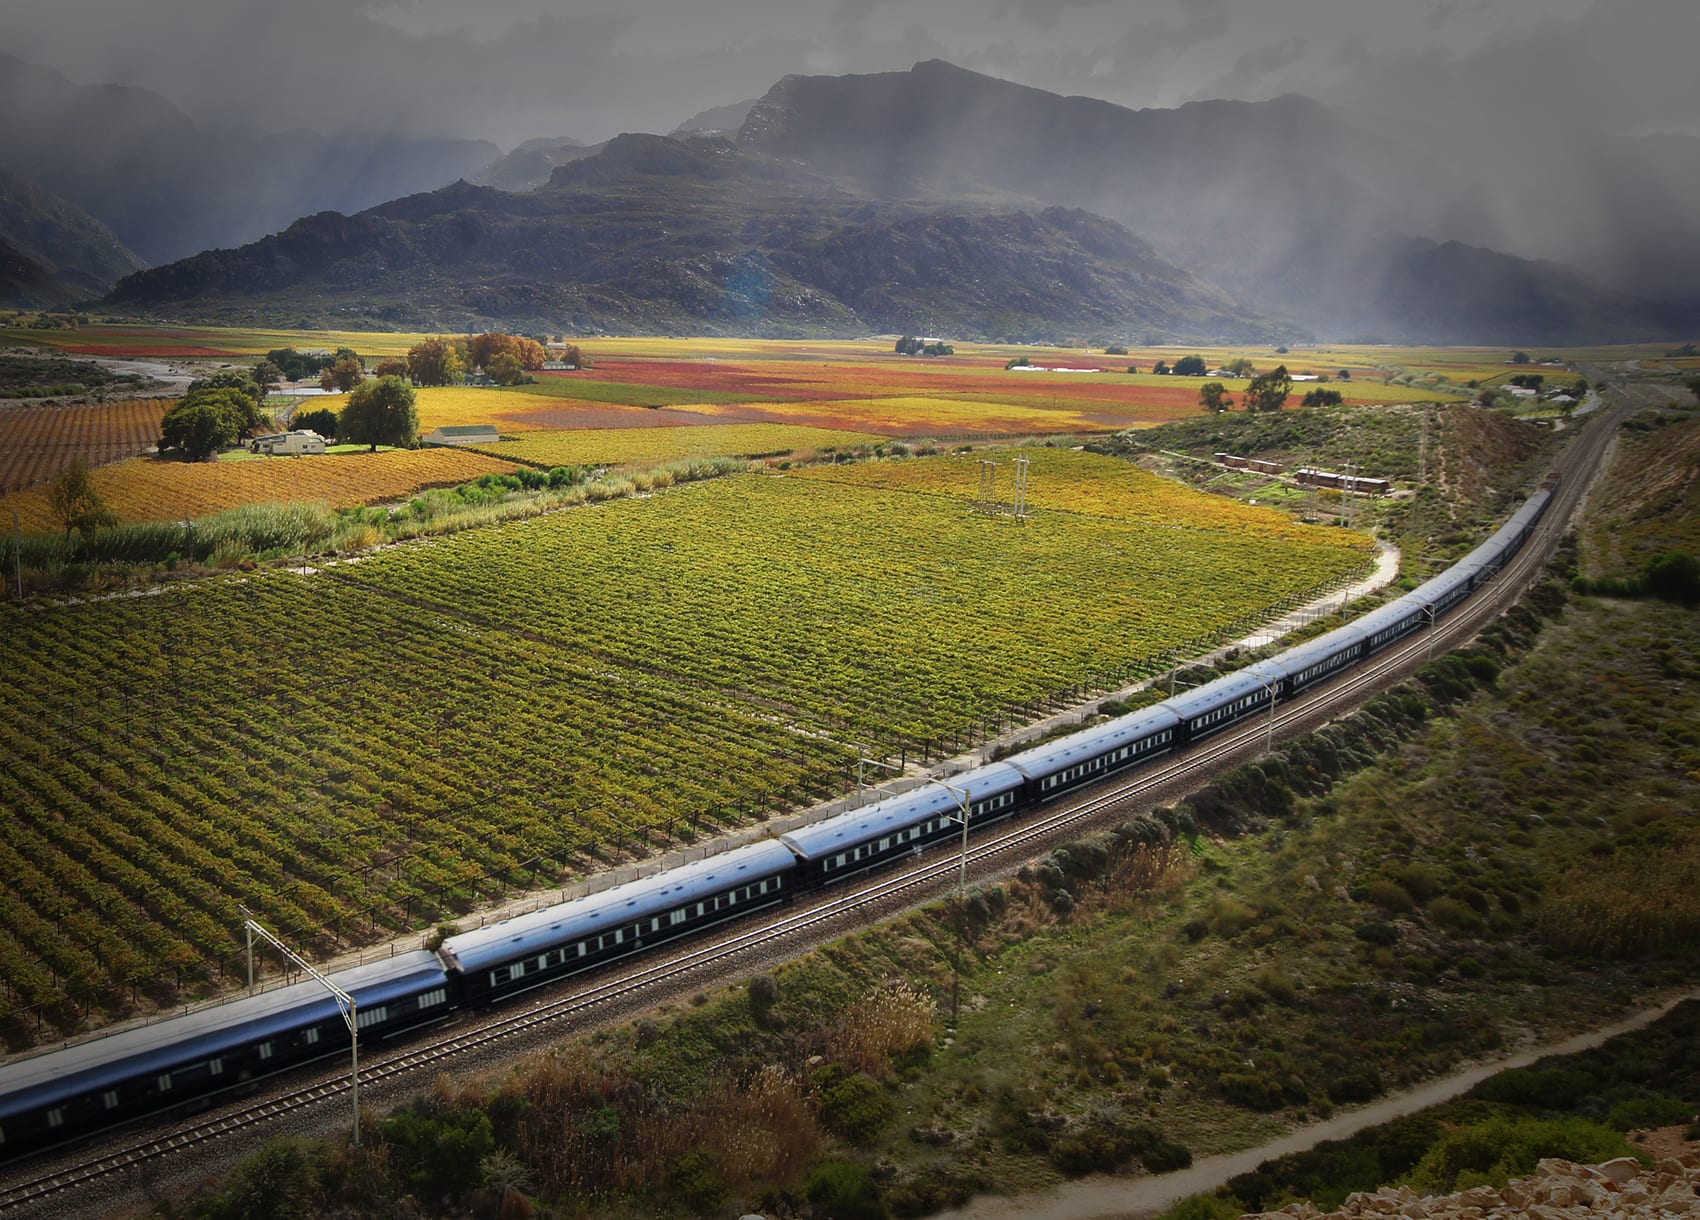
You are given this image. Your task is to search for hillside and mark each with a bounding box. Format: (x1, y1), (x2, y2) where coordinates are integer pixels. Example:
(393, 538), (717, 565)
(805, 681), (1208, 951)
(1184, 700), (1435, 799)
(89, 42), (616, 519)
(99, 134), (1279, 342)
(0, 232), (69, 308)
(737, 60), (1699, 345)
(0, 52), (498, 264)
(0, 165), (145, 298)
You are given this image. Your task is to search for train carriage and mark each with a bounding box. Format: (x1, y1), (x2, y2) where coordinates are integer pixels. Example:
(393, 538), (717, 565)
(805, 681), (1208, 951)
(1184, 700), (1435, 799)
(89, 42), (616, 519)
(0, 950), (448, 1160)
(780, 764), (1025, 887)
(1264, 624), (1369, 698)
(1004, 705), (1182, 802)
(439, 840), (798, 1006)
(1158, 667), (1279, 747)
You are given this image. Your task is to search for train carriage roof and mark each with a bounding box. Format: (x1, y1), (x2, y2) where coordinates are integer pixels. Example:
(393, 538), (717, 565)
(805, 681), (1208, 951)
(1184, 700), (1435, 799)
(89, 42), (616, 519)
(1261, 623), (1370, 681)
(1156, 667), (1278, 722)
(0, 950), (445, 1120)
(442, 839), (799, 974)
(1002, 705), (1183, 782)
(779, 763), (1025, 861)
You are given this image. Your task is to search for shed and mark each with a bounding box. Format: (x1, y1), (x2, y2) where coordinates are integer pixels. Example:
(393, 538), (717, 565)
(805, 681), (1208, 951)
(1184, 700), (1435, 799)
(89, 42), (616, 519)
(422, 425), (500, 447)
(250, 430), (327, 455)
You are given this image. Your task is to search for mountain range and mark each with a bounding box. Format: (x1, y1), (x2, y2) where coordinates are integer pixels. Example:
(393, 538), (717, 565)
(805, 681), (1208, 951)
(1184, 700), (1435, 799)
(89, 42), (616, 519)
(9, 55), (1700, 344)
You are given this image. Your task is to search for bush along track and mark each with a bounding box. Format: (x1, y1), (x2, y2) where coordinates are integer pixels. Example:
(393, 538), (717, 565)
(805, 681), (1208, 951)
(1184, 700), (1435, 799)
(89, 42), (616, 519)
(163, 537), (1700, 1218)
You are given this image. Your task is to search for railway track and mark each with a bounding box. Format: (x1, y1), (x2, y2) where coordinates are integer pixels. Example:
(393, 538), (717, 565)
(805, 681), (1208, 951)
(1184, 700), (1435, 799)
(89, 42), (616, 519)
(0, 392), (1628, 1215)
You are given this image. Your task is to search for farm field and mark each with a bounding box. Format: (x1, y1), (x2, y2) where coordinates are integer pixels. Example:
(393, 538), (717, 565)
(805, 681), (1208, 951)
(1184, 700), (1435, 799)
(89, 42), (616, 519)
(482, 423), (886, 468)
(2, 447), (523, 530)
(0, 454), (1372, 1040)
(793, 446), (1376, 544)
(0, 398), (169, 493)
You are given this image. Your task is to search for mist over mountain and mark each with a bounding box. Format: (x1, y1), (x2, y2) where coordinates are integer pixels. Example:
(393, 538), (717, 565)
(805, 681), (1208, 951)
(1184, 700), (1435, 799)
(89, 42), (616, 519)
(0, 166), (143, 301)
(100, 133), (1279, 343)
(0, 53), (499, 267)
(737, 60), (1698, 345)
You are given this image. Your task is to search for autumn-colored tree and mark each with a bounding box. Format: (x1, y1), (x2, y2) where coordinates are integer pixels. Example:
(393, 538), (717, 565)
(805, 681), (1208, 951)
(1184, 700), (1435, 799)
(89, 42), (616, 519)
(407, 337), (465, 387)
(47, 458), (117, 538)
(373, 357), (409, 379)
(468, 333), (548, 372)
(487, 352), (527, 386)
(318, 354), (366, 392)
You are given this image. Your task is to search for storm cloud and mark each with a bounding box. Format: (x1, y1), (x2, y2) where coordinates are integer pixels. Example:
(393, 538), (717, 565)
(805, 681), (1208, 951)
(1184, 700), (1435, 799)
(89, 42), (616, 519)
(1, 0), (1685, 148)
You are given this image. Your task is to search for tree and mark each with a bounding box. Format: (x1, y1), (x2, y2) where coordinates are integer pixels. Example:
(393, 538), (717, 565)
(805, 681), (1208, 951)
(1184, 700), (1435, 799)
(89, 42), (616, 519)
(319, 354), (365, 393)
(1104, 344), (1128, 356)
(1246, 364), (1292, 412)
(184, 371), (266, 435)
(266, 347), (332, 381)
(251, 360), (284, 397)
(1302, 388), (1345, 407)
(1337, 368), (1352, 382)
(294, 407), (340, 440)
(407, 337), (464, 387)
(1511, 350), (1531, 364)
(159, 387), (255, 460)
(1199, 381), (1232, 412)
(1173, 354), (1208, 377)
(339, 375), (419, 452)
(1224, 357), (1258, 378)
(1152, 360), (1171, 375)
(373, 357), (409, 379)
(895, 335), (923, 356)
(558, 343), (584, 369)
(47, 458), (116, 539)
(487, 352), (526, 386)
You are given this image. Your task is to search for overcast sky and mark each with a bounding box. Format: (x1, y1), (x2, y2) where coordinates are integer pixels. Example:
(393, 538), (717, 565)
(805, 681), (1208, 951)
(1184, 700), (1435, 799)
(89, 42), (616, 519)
(2, 0), (1695, 148)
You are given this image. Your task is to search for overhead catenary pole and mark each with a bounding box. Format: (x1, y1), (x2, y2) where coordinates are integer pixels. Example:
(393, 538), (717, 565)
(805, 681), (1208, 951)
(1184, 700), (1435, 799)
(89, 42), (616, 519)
(240, 907), (362, 1146)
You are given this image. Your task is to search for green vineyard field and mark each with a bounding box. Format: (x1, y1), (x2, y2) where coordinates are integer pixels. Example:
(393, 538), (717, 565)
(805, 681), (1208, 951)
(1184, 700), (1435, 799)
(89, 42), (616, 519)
(0, 451), (1371, 1043)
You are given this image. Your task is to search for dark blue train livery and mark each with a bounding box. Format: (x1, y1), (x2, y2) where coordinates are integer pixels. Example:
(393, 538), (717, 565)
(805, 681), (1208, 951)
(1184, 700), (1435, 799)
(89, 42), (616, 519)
(0, 485), (1553, 1160)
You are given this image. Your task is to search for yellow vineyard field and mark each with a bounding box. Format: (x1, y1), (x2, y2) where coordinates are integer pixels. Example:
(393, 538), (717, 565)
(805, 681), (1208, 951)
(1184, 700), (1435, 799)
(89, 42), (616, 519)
(6, 448), (523, 530)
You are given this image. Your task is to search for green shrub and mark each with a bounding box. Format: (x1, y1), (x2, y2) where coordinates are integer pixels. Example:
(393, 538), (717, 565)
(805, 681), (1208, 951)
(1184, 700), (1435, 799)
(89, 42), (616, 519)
(816, 1067), (895, 1146)
(667, 1147), (727, 1211)
(1404, 1115), (1638, 1193)
(1606, 1095), (1695, 1132)
(806, 1159), (885, 1220)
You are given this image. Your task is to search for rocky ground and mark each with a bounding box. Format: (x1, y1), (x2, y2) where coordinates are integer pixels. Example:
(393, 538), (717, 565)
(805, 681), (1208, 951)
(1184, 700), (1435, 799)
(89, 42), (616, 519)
(1245, 1144), (1700, 1220)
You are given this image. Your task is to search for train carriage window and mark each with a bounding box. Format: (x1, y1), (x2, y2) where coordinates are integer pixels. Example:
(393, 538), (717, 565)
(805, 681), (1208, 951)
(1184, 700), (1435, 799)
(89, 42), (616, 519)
(577, 942), (587, 957)
(304, 1028), (320, 1046)
(727, 890), (737, 906)
(157, 1073), (172, 1092)
(419, 988), (447, 1008)
(650, 917), (661, 932)
(879, 837), (890, 851)
(210, 1057), (225, 1075)
(103, 1090), (120, 1110)
(614, 928), (624, 943)
(258, 1041), (274, 1061)
(356, 1006), (388, 1029)
(46, 1108), (63, 1130)
(671, 908), (686, 926)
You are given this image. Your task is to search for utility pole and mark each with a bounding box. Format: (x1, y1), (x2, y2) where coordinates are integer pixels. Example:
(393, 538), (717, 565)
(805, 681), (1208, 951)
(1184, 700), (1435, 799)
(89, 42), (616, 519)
(241, 908), (362, 1146)
(855, 755), (902, 808)
(1012, 456), (1030, 522)
(937, 780), (974, 1028)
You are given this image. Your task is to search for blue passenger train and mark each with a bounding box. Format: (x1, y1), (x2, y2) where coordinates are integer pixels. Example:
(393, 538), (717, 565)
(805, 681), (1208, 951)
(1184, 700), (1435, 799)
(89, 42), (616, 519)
(0, 485), (1554, 1160)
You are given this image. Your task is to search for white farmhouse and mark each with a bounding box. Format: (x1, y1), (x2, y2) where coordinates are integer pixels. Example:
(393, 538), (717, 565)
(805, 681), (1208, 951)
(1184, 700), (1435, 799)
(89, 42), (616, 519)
(250, 430), (328, 455)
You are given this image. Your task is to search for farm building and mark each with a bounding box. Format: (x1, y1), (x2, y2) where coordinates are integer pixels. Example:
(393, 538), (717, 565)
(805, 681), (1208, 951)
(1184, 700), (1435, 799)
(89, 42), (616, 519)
(421, 424), (500, 447)
(1215, 453), (1287, 475)
(1294, 468), (1392, 496)
(250, 430), (327, 455)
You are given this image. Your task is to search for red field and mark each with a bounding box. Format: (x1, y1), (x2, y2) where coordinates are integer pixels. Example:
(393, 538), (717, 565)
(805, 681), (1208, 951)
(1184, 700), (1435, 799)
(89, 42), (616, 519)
(0, 399), (170, 494)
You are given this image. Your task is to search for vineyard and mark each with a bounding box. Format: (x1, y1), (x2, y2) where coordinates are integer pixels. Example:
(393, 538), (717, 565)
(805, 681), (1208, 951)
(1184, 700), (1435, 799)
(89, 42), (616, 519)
(0, 457), (1371, 1042)
(793, 447), (1377, 544)
(2, 448), (525, 530)
(0, 399), (169, 493)
(483, 423), (886, 468)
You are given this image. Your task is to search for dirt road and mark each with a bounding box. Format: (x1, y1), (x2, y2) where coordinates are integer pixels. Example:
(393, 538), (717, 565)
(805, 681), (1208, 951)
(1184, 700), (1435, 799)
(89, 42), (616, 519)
(934, 990), (1700, 1220)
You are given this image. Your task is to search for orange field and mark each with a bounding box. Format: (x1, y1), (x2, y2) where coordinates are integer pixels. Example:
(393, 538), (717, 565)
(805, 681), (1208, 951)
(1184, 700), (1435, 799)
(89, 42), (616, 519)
(5, 448), (523, 530)
(0, 399), (170, 494)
